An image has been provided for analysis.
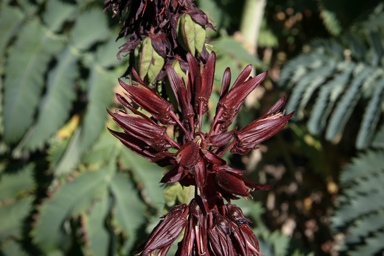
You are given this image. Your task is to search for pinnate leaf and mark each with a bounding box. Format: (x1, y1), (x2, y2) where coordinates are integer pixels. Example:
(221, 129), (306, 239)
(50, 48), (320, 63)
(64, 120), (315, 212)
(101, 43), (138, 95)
(110, 172), (146, 251)
(3, 19), (63, 143)
(24, 47), (78, 150)
(34, 166), (113, 253)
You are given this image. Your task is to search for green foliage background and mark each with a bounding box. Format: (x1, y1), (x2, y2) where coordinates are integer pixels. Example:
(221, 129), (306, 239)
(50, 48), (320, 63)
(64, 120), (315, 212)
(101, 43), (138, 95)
(0, 0), (383, 255)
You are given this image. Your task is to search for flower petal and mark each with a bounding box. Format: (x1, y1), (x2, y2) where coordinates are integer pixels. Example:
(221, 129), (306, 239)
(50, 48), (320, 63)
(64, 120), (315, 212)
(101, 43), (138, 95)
(176, 141), (200, 168)
(207, 128), (236, 147)
(119, 78), (176, 124)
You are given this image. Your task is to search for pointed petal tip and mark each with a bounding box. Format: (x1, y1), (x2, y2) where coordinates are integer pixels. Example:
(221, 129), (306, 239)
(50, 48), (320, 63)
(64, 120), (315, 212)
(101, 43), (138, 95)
(286, 111), (295, 118)
(106, 108), (114, 116)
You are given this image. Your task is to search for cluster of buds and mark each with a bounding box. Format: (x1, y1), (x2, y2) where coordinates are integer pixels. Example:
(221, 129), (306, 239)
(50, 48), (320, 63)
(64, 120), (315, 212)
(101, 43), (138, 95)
(104, 0), (214, 84)
(108, 51), (294, 255)
(135, 199), (262, 256)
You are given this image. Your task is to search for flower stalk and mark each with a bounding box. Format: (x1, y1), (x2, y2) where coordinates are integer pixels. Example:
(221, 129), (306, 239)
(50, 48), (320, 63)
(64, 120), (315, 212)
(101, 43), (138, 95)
(105, 1), (293, 255)
(108, 50), (294, 255)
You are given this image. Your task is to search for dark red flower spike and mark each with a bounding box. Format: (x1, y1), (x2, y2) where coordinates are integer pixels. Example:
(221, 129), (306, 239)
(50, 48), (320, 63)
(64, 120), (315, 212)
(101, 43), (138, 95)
(108, 50), (294, 256)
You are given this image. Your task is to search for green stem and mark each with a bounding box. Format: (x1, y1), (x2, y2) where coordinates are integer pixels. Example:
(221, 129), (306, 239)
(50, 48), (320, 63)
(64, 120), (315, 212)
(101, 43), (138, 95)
(239, 0), (266, 55)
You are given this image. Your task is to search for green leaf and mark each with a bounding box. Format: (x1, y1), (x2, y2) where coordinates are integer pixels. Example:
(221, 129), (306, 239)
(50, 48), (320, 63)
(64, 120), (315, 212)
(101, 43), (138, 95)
(47, 137), (70, 169)
(119, 147), (165, 209)
(286, 65), (335, 117)
(369, 32), (383, 66)
(138, 38), (151, 79)
(214, 54), (240, 90)
(0, 197), (33, 240)
(1, 240), (29, 256)
(17, 0), (39, 16)
(325, 66), (372, 141)
(24, 47), (78, 150)
(193, 22), (206, 54)
(320, 9), (342, 36)
(42, 0), (75, 33)
(345, 210), (384, 244)
(279, 53), (320, 89)
(257, 230), (290, 256)
(178, 14), (196, 56)
(147, 49), (164, 84)
(340, 150), (384, 185)
(171, 60), (187, 85)
(70, 8), (109, 50)
(53, 128), (81, 177)
(110, 172), (146, 251)
(298, 65), (336, 110)
(308, 64), (354, 134)
(346, 34), (364, 60)
(356, 75), (384, 149)
(0, 76), (3, 136)
(0, 6), (24, 58)
(163, 183), (193, 207)
(332, 147), (384, 255)
(258, 22), (279, 48)
(96, 37), (126, 68)
(0, 164), (34, 201)
(348, 232), (384, 256)
(82, 128), (121, 166)
(81, 192), (110, 256)
(138, 37), (164, 84)
(213, 37), (263, 67)
(3, 19), (63, 143)
(80, 66), (115, 152)
(372, 127), (384, 149)
(33, 166), (113, 253)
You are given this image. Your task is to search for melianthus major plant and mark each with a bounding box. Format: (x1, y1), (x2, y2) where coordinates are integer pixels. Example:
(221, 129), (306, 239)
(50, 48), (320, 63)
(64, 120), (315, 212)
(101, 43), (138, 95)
(105, 1), (294, 255)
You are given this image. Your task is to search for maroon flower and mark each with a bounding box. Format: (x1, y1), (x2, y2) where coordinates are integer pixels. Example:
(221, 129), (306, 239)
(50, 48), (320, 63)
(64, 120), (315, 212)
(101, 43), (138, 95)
(108, 51), (294, 255)
(135, 204), (189, 256)
(230, 97), (295, 155)
(215, 167), (272, 200)
(175, 199), (264, 256)
(118, 69), (176, 125)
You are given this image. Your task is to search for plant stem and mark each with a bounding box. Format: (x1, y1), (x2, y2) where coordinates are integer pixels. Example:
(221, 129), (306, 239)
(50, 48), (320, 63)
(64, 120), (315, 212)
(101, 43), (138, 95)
(240, 0), (266, 55)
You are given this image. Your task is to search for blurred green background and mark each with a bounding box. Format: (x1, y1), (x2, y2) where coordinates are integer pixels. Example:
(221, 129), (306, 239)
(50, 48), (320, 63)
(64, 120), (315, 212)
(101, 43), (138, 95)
(0, 0), (384, 255)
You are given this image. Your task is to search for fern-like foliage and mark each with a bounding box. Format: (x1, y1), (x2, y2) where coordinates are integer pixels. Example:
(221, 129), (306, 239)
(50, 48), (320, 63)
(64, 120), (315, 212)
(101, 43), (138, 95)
(279, 3), (384, 149)
(0, 0), (166, 255)
(332, 127), (384, 255)
(0, 164), (34, 254)
(318, 0), (382, 36)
